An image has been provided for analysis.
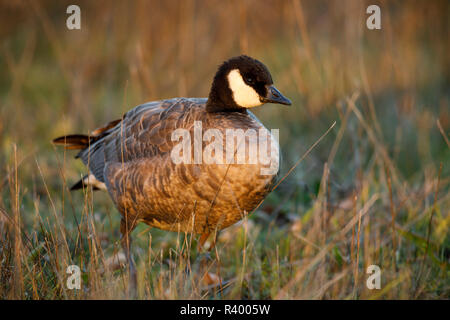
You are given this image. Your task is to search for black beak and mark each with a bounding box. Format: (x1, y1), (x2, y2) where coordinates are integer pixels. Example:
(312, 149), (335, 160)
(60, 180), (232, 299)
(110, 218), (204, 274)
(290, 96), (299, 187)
(261, 85), (292, 106)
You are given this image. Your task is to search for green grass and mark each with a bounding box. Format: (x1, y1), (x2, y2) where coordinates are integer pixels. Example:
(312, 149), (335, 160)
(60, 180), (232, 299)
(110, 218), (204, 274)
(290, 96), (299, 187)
(0, 0), (449, 299)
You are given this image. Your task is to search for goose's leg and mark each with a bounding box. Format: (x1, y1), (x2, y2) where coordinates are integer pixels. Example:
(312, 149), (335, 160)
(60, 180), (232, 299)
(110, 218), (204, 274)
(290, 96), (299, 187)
(198, 232), (210, 252)
(120, 218), (137, 298)
(198, 233), (220, 287)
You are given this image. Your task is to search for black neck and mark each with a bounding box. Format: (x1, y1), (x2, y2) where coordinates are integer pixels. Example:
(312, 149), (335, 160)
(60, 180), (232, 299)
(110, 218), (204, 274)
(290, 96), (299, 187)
(205, 69), (246, 113)
(206, 98), (246, 113)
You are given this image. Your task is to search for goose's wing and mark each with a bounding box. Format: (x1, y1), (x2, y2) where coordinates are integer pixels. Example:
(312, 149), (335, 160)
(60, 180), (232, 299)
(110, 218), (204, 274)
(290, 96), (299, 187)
(78, 98), (205, 183)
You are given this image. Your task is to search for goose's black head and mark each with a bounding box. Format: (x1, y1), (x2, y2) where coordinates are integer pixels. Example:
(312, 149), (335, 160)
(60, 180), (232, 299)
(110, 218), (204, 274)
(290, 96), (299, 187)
(206, 55), (291, 113)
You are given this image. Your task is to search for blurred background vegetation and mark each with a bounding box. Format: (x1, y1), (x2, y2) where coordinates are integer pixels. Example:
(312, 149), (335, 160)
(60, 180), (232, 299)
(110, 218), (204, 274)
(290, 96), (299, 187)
(0, 0), (448, 299)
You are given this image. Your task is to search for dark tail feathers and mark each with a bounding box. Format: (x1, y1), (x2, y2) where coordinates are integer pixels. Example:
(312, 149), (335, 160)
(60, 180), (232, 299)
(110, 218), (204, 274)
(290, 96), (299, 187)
(70, 175), (100, 191)
(52, 119), (121, 150)
(52, 134), (91, 150)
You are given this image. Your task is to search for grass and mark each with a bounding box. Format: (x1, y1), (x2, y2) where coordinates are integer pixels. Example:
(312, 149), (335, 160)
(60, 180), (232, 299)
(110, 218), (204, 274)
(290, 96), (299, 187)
(0, 0), (449, 299)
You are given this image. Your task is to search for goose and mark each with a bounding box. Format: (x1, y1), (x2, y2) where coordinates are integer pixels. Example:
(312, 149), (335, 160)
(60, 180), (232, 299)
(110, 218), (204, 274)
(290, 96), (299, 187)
(53, 55), (291, 292)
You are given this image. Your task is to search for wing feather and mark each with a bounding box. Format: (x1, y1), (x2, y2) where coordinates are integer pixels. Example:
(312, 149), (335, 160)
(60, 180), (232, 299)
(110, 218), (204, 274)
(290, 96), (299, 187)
(78, 98), (204, 182)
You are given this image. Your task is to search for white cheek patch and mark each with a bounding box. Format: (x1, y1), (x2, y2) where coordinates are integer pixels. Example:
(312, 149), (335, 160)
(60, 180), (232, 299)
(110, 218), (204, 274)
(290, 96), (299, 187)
(227, 69), (263, 108)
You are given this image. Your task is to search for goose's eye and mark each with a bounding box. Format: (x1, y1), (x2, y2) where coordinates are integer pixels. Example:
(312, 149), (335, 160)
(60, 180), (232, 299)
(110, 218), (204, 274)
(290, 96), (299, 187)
(246, 77), (254, 85)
